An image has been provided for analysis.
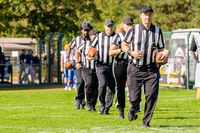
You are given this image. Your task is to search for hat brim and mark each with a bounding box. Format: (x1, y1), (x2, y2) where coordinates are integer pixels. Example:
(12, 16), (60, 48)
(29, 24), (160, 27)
(141, 9), (154, 13)
(123, 21), (133, 24)
(105, 23), (114, 26)
(82, 27), (91, 30)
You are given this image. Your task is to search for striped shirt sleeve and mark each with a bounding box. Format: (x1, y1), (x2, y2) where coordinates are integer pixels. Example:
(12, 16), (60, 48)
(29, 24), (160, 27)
(77, 42), (84, 52)
(69, 38), (76, 49)
(124, 26), (134, 43)
(157, 28), (165, 49)
(111, 34), (120, 47)
(91, 35), (98, 47)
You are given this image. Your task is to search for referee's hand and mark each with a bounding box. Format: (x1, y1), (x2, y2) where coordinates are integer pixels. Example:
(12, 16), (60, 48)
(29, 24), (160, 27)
(75, 63), (81, 69)
(130, 50), (143, 60)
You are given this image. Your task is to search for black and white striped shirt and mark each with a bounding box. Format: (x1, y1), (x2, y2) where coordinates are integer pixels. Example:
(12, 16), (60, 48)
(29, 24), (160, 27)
(111, 32), (128, 61)
(78, 40), (96, 70)
(91, 32), (115, 64)
(124, 23), (165, 66)
(70, 36), (86, 49)
(69, 36), (89, 63)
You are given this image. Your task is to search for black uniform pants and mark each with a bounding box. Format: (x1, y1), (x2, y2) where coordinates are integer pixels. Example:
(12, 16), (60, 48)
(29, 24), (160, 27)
(127, 63), (159, 125)
(74, 69), (85, 104)
(95, 62), (115, 109)
(81, 67), (98, 108)
(113, 60), (128, 111)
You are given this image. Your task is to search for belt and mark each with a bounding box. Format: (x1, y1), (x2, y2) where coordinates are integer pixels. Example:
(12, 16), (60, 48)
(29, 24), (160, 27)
(96, 61), (112, 66)
(132, 63), (156, 69)
(114, 60), (128, 65)
(114, 58), (128, 64)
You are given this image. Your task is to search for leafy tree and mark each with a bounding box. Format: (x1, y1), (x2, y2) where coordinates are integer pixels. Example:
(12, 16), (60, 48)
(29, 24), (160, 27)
(1, 0), (200, 40)
(0, 0), (101, 41)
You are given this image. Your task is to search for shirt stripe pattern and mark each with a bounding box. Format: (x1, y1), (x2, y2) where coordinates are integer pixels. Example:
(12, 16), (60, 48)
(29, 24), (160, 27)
(69, 36), (87, 63)
(78, 40), (96, 70)
(111, 32), (128, 60)
(91, 32), (115, 64)
(124, 23), (165, 66)
(69, 36), (84, 49)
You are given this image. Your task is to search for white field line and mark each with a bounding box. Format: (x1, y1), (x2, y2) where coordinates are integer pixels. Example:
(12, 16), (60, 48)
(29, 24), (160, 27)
(159, 97), (195, 101)
(0, 125), (200, 133)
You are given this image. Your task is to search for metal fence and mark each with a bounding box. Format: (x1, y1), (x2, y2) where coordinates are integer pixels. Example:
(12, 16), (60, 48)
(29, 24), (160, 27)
(162, 29), (200, 89)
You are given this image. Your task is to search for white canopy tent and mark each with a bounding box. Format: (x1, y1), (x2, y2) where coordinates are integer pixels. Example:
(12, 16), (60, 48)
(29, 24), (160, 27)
(0, 38), (37, 51)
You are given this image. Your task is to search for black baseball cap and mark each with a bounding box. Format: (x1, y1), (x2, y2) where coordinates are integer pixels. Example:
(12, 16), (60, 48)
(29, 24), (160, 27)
(104, 18), (114, 26)
(140, 6), (154, 13)
(80, 22), (92, 30)
(89, 29), (98, 36)
(123, 16), (133, 24)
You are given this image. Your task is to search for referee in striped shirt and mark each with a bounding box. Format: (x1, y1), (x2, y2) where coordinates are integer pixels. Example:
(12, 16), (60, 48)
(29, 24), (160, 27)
(91, 18), (116, 114)
(109, 16), (133, 119)
(69, 22), (92, 109)
(122, 6), (169, 127)
(75, 29), (99, 111)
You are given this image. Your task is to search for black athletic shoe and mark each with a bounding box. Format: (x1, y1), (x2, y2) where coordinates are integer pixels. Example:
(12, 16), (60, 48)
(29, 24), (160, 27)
(90, 106), (96, 112)
(74, 101), (81, 109)
(103, 108), (109, 115)
(86, 105), (91, 111)
(127, 109), (138, 121)
(80, 104), (85, 109)
(80, 101), (85, 109)
(98, 106), (105, 114)
(118, 110), (124, 119)
(143, 122), (150, 128)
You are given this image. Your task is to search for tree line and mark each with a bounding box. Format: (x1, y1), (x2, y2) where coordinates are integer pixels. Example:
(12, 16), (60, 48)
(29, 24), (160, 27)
(1, 0), (200, 42)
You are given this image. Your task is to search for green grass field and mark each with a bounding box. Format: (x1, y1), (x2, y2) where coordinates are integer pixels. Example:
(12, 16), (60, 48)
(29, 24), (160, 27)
(0, 85), (200, 133)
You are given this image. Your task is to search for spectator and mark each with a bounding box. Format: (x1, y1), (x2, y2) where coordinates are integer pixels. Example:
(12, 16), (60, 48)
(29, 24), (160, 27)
(0, 47), (5, 83)
(19, 49), (27, 84)
(26, 49), (35, 84)
(33, 52), (40, 80)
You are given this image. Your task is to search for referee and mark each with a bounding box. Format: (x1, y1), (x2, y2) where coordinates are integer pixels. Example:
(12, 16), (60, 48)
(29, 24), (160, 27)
(91, 18), (116, 114)
(109, 16), (133, 119)
(122, 6), (169, 127)
(75, 29), (98, 111)
(69, 21), (92, 109)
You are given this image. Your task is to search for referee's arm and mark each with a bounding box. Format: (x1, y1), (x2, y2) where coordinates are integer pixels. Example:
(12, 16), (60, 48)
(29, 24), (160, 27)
(122, 41), (143, 60)
(157, 29), (169, 60)
(109, 44), (121, 56)
(68, 38), (76, 60)
(121, 41), (130, 53)
(121, 27), (142, 59)
(109, 35), (122, 56)
(74, 49), (81, 69)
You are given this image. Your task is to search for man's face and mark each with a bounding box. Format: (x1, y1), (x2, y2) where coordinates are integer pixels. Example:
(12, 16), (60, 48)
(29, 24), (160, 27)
(140, 11), (153, 25)
(28, 50), (33, 55)
(81, 29), (90, 38)
(89, 35), (96, 41)
(123, 23), (132, 32)
(104, 24), (114, 36)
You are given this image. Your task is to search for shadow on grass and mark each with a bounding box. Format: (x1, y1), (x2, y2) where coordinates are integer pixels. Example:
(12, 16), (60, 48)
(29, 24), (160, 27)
(0, 83), (63, 91)
(156, 116), (200, 120)
(158, 125), (200, 128)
